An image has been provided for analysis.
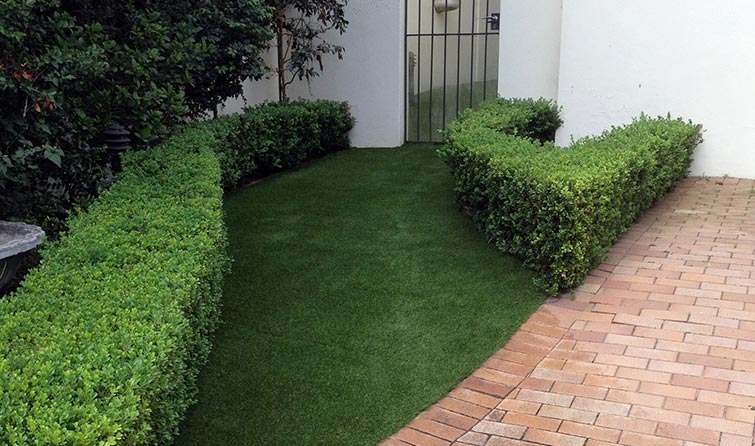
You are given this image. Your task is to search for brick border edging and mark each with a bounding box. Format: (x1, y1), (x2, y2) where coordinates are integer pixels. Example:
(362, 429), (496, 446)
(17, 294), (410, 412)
(380, 303), (571, 446)
(380, 177), (755, 446)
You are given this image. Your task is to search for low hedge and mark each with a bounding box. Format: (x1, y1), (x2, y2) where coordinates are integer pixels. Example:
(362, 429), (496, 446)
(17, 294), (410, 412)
(204, 99), (355, 188)
(454, 97), (562, 144)
(293, 99), (355, 152)
(0, 98), (352, 445)
(0, 127), (228, 445)
(447, 98), (561, 215)
(440, 99), (703, 294)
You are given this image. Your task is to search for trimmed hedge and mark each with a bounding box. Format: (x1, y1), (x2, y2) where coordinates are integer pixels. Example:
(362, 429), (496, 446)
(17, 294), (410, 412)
(195, 114), (245, 188)
(203, 100), (355, 188)
(1, 0), (272, 225)
(0, 98), (352, 444)
(293, 99), (355, 152)
(440, 99), (702, 294)
(0, 127), (228, 445)
(455, 97), (562, 144)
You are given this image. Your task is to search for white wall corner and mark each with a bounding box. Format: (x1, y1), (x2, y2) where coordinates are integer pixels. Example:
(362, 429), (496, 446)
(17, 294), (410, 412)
(555, 0), (755, 178)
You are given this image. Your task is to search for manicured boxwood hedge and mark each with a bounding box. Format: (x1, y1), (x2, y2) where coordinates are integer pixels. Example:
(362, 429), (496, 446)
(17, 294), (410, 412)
(203, 100), (355, 189)
(0, 127), (228, 445)
(455, 97), (563, 144)
(0, 98), (354, 445)
(440, 98), (703, 294)
(294, 99), (355, 152)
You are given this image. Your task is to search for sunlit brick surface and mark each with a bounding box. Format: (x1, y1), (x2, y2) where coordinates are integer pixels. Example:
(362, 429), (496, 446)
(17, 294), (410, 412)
(381, 177), (755, 446)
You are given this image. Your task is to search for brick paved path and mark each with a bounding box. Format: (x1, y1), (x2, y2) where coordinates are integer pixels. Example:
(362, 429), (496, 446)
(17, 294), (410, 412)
(381, 177), (755, 446)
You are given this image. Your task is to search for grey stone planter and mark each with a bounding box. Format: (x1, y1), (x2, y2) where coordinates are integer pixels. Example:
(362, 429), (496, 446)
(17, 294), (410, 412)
(0, 221), (45, 291)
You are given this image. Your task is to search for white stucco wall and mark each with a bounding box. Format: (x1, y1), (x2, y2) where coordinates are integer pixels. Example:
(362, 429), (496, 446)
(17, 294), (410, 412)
(557, 0), (755, 178)
(222, 0), (404, 148)
(288, 0), (404, 147)
(497, 0), (562, 100)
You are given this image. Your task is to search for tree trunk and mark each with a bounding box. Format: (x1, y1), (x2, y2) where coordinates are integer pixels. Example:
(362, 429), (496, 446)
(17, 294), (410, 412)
(275, 9), (287, 102)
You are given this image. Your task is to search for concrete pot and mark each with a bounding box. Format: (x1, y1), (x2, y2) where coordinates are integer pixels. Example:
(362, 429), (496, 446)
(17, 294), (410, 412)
(0, 221), (44, 291)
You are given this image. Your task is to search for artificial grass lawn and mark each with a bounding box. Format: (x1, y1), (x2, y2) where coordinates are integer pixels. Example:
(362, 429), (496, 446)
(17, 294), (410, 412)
(174, 145), (544, 446)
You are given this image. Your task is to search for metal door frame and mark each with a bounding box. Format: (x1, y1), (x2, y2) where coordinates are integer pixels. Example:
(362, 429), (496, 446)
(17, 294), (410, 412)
(404, 0), (500, 143)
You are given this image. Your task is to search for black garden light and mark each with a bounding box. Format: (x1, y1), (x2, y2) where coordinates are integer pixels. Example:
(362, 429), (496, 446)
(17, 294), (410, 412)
(103, 123), (131, 173)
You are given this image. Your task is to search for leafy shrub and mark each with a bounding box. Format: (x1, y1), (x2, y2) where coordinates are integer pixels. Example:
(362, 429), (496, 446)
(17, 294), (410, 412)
(454, 97), (562, 143)
(293, 99), (356, 152)
(69, 0), (273, 121)
(441, 100), (702, 294)
(0, 1), (113, 223)
(238, 102), (322, 174)
(203, 99), (355, 188)
(0, 127), (228, 445)
(197, 114), (245, 188)
(444, 98), (561, 216)
(1, 0), (271, 224)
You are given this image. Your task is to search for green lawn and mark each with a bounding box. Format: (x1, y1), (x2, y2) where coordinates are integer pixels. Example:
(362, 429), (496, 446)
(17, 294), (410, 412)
(408, 80), (497, 142)
(174, 145), (543, 446)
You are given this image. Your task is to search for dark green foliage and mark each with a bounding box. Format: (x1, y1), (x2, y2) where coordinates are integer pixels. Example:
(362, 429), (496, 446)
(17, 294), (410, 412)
(201, 100), (355, 188)
(453, 97), (562, 143)
(292, 99), (355, 151)
(74, 0), (274, 118)
(179, 0), (274, 116)
(1, 0), (271, 223)
(0, 0), (113, 223)
(0, 127), (228, 445)
(237, 102), (321, 173)
(175, 145), (543, 446)
(441, 100), (702, 294)
(196, 115), (245, 188)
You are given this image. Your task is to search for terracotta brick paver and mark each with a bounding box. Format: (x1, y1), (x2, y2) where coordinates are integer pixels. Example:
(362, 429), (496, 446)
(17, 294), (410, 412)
(381, 177), (755, 446)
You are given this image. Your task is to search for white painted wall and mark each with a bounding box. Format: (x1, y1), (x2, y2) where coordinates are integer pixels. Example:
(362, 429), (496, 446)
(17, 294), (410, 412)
(497, 0), (562, 100)
(288, 0), (404, 147)
(223, 0), (405, 148)
(556, 0), (755, 178)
